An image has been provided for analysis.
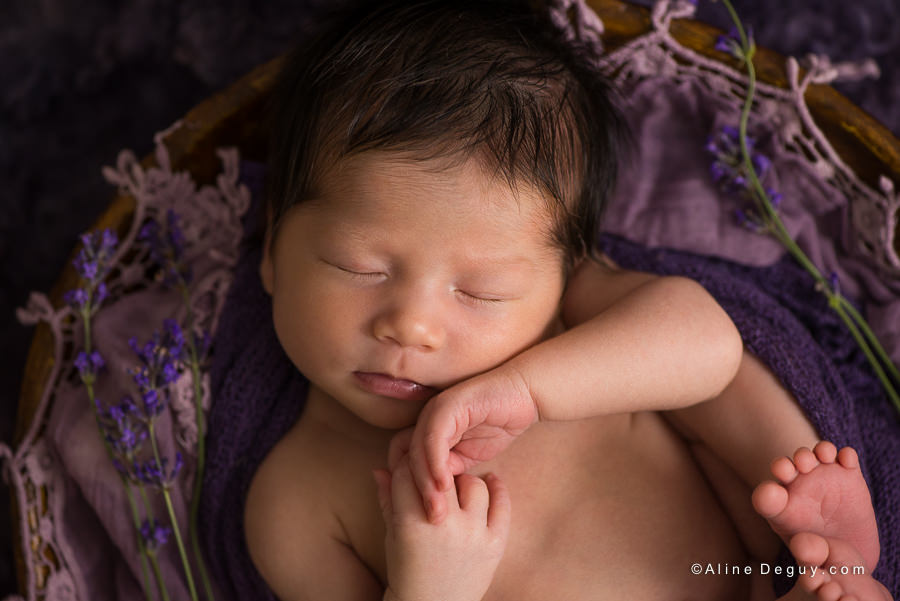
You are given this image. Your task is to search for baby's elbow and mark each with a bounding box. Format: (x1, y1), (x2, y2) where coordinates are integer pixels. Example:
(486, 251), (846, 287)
(664, 276), (744, 395)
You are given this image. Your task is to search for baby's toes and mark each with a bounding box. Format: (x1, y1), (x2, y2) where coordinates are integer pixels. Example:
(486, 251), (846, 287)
(771, 455), (799, 484)
(752, 480), (789, 519)
(817, 581), (849, 601)
(813, 441), (838, 464)
(836, 447), (860, 470)
(789, 533), (833, 594)
(793, 447), (821, 474)
(790, 532), (829, 568)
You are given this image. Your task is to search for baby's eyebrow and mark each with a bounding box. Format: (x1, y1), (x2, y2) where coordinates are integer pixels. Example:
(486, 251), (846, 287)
(459, 254), (537, 274)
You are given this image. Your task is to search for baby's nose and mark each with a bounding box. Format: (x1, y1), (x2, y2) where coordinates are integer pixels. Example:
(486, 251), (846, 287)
(372, 295), (446, 351)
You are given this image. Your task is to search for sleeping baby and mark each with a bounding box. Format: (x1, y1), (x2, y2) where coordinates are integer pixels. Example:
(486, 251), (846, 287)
(241, 0), (891, 599)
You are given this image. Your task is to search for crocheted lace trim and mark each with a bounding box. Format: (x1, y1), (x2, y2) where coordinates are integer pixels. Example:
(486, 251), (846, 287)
(596, 0), (898, 274)
(1, 1), (896, 599)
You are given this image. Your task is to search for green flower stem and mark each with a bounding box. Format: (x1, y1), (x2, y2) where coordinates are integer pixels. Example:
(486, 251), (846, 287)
(81, 315), (156, 601)
(134, 481), (172, 601)
(122, 468), (158, 601)
(832, 300), (900, 411)
(180, 286), (215, 601)
(148, 423), (200, 601)
(838, 297), (900, 385)
(720, 0), (900, 412)
(148, 553), (171, 601)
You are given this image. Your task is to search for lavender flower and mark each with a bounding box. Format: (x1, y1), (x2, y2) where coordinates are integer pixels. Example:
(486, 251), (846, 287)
(714, 23), (755, 62)
(140, 519), (173, 553)
(95, 396), (148, 467)
(139, 209), (193, 286)
(706, 124), (782, 230)
(63, 288), (89, 309)
(829, 271), (841, 297)
(74, 350), (106, 381)
(715, 34), (739, 57)
(63, 229), (119, 313)
(127, 320), (186, 420)
(136, 452), (184, 489)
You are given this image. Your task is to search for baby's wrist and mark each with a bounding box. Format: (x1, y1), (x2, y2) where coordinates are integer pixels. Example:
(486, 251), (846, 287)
(500, 360), (541, 424)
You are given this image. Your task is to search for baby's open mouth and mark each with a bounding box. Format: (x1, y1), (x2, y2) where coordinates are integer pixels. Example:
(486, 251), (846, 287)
(353, 371), (437, 402)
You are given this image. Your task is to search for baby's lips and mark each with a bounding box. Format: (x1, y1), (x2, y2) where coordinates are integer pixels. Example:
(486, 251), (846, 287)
(354, 371), (438, 401)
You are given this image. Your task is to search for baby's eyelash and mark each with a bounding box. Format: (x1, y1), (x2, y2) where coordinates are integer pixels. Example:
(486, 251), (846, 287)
(337, 266), (383, 279)
(457, 290), (505, 305)
(321, 259), (384, 279)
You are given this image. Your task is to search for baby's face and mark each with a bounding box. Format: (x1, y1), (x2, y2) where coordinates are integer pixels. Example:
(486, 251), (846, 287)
(261, 151), (566, 429)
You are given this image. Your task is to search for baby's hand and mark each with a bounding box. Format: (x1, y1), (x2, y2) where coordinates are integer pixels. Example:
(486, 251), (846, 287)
(375, 457), (510, 601)
(388, 365), (537, 523)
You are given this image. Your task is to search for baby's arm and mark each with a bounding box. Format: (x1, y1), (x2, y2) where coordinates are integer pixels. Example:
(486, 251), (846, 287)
(516, 257), (744, 420)
(246, 441), (509, 601)
(376, 457), (510, 601)
(245, 445), (384, 601)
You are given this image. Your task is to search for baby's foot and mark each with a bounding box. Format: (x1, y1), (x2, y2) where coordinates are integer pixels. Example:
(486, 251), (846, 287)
(788, 532), (892, 601)
(752, 442), (879, 571)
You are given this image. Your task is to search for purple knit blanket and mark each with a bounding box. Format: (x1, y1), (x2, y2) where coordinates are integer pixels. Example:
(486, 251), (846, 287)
(200, 228), (900, 599)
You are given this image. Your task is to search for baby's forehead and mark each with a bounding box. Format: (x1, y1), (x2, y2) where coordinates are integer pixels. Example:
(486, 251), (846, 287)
(307, 150), (565, 250)
(322, 149), (554, 209)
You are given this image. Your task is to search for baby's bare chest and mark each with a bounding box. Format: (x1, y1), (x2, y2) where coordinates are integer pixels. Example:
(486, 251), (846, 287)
(347, 413), (751, 600)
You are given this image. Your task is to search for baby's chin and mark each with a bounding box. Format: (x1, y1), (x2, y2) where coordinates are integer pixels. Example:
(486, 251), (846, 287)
(343, 399), (425, 432)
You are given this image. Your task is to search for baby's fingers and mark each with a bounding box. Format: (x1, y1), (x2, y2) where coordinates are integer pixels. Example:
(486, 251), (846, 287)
(421, 403), (460, 492)
(484, 473), (511, 536)
(408, 439), (448, 524)
(373, 469), (394, 530)
(455, 473), (489, 515)
(388, 428), (414, 471)
(388, 458), (429, 521)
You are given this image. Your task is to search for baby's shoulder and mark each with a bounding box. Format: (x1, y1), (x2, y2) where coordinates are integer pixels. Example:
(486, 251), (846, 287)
(244, 429), (327, 555)
(561, 254), (659, 326)
(244, 424), (354, 597)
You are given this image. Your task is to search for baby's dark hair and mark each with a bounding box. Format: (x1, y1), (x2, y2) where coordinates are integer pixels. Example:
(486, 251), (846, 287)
(263, 0), (629, 269)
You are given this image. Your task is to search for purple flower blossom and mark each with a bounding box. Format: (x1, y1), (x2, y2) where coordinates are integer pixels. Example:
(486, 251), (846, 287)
(715, 25), (754, 59)
(707, 124), (782, 230)
(829, 272), (841, 296)
(63, 288), (89, 308)
(95, 282), (109, 306)
(715, 34), (737, 55)
(140, 519), (172, 553)
(752, 152), (771, 177)
(710, 161), (730, 183)
(95, 396), (148, 461)
(139, 209), (192, 286)
(127, 320), (187, 421)
(163, 319), (186, 361)
(136, 452), (183, 488)
(64, 229), (118, 312)
(142, 389), (163, 417)
(162, 362), (179, 385)
(74, 350), (106, 380)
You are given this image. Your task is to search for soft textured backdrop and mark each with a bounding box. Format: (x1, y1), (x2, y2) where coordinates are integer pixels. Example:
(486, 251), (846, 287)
(2, 0), (898, 595)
